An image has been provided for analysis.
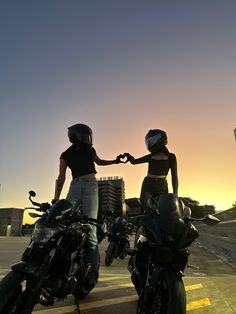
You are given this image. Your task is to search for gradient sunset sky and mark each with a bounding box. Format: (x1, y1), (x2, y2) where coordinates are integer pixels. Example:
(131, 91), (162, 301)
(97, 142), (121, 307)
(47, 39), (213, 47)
(0, 1), (235, 224)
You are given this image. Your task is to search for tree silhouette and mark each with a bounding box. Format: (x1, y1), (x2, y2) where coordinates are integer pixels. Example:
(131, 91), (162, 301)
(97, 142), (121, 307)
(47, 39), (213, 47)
(180, 197), (204, 218)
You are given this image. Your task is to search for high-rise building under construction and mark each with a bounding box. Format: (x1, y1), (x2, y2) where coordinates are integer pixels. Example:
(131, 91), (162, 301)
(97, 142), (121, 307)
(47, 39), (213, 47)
(97, 176), (125, 216)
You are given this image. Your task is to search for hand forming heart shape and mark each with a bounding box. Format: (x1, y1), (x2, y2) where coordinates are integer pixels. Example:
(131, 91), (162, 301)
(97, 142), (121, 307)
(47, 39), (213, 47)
(116, 153), (134, 164)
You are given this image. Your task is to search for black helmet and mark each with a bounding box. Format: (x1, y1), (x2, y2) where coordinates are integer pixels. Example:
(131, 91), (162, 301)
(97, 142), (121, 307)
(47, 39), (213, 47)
(68, 123), (93, 147)
(145, 129), (167, 152)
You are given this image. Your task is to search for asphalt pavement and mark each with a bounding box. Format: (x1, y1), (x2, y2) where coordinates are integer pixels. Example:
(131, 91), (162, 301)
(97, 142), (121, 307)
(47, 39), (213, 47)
(0, 236), (236, 314)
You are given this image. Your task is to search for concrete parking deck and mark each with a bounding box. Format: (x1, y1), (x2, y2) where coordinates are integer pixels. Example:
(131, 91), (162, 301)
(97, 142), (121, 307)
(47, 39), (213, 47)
(0, 236), (236, 314)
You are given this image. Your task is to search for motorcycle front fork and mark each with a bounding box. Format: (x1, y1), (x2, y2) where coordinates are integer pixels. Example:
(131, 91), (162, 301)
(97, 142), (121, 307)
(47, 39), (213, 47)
(19, 278), (42, 313)
(21, 263), (49, 312)
(143, 256), (160, 296)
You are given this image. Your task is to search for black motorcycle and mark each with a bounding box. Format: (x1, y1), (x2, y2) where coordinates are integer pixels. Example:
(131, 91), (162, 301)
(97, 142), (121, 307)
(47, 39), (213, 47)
(105, 213), (134, 267)
(0, 191), (101, 314)
(127, 193), (220, 314)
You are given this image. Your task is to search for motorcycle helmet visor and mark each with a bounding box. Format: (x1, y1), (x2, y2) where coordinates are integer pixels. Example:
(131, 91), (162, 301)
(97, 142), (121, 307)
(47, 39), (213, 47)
(76, 133), (93, 145)
(68, 123), (93, 146)
(145, 133), (163, 149)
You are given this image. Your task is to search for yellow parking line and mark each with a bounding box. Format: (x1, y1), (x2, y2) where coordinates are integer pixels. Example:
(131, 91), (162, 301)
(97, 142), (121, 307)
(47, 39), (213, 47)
(33, 295), (138, 313)
(94, 283), (134, 293)
(34, 277), (209, 313)
(80, 295), (137, 310)
(33, 305), (76, 313)
(117, 282), (204, 291)
(187, 298), (211, 311)
(93, 282), (205, 296)
(34, 296), (211, 313)
(185, 283), (203, 291)
(117, 283), (135, 288)
(99, 278), (203, 291)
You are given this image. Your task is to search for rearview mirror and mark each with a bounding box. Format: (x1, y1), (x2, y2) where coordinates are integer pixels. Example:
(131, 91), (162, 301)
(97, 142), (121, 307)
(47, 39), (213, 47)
(203, 214), (220, 226)
(29, 190), (36, 197)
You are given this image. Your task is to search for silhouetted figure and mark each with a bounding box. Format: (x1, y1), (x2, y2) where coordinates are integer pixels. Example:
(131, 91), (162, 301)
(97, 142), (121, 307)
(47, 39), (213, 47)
(125, 129), (178, 209)
(52, 123), (123, 271)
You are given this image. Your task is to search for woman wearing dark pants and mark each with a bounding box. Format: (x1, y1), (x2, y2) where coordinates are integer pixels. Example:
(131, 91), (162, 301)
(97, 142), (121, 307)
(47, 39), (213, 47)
(126, 128), (179, 270)
(126, 129), (179, 208)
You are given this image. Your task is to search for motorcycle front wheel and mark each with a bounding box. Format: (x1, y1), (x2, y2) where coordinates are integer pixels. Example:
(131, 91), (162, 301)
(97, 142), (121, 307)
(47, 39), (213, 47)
(105, 240), (117, 266)
(137, 289), (149, 314)
(137, 270), (186, 314)
(0, 270), (28, 313)
(156, 270), (186, 314)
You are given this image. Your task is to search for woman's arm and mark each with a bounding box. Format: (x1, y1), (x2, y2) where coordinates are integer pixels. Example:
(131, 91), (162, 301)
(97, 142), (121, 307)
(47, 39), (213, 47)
(124, 153), (150, 165)
(94, 154), (123, 166)
(53, 158), (67, 201)
(170, 153), (179, 195)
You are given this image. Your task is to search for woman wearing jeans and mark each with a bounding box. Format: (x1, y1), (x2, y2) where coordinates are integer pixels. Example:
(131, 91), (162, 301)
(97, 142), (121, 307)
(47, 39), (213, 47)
(52, 123), (123, 274)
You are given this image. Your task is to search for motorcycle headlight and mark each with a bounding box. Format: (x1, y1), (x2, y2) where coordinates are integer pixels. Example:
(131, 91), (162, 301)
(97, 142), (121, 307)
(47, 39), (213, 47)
(32, 223), (59, 243)
(137, 234), (148, 243)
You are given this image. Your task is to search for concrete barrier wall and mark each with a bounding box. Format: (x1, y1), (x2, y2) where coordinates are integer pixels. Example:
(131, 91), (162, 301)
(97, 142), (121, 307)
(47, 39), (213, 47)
(196, 220), (236, 267)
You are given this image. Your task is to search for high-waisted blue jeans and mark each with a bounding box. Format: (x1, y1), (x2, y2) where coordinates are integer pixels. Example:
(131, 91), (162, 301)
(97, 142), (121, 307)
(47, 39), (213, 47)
(66, 177), (99, 268)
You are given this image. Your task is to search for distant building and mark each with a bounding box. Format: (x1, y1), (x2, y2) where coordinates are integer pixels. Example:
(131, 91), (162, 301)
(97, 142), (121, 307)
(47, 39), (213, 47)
(0, 208), (24, 236)
(97, 176), (125, 216)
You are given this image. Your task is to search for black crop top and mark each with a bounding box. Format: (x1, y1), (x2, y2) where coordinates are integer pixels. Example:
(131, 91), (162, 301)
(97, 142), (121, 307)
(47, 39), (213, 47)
(60, 145), (97, 178)
(148, 154), (177, 176)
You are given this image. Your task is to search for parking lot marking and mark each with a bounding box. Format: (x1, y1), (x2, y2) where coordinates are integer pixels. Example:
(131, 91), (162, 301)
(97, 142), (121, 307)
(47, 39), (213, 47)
(187, 298), (211, 311)
(81, 294), (137, 310)
(33, 305), (77, 313)
(99, 273), (130, 277)
(87, 280), (204, 294)
(34, 295), (138, 313)
(185, 283), (203, 291)
(1, 273), (210, 313)
(94, 283), (134, 292)
(117, 283), (135, 288)
(34, 296), (211, 313)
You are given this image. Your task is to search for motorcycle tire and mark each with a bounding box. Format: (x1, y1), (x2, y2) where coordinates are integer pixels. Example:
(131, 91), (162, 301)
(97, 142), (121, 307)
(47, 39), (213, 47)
(136, 270), (186, 314)
(105, 240), (117, 267)
(74, 255), (100, 300)
(156, 270), (186, 314)
(0, 270), (27, 314)
(119, 239), (130, 259)
(136, 290), (146, 314)
(75, 269), (99, 300)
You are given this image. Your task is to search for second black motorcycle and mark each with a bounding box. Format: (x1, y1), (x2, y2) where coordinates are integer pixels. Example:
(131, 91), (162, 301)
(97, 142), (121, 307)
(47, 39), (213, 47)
(105, 213), (134, 267)
(0, 191), (101, 314)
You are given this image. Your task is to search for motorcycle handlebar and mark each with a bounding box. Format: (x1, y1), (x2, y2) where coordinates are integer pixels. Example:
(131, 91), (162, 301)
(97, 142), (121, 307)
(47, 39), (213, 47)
(25, 203), (51, 212)
(28, 191), (51, 212)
